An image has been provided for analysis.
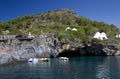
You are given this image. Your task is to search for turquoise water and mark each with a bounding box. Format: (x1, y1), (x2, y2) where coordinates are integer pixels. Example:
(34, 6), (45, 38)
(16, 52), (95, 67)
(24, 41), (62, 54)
(0, 56), (120, 79)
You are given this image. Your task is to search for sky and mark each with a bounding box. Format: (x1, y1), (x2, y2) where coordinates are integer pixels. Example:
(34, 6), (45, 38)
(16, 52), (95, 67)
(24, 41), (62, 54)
(0, 0), (120, 27)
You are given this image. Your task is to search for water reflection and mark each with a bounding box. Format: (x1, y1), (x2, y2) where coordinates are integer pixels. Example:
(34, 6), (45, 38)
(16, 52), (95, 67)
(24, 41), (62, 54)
(28, 60), (51, 67)
(39, 61), (51, 67)
(58, 59), (69, 65)
(96, 56), (120, 79)
(116, 56), (120, 70)
(1, 57), (120, 79)
(96, 64), (110, 79)
(28, 58), (69, 67)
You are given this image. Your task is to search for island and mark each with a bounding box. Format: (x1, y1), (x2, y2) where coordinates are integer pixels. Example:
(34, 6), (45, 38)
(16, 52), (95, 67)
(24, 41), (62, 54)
(0, 8), (120, 65)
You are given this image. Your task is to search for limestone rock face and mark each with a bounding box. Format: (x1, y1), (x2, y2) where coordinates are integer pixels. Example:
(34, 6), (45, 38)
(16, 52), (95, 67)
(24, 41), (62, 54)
(0, 33), (120, 65)
(57, 43), (120, 57)
(0, 34), (59, 65)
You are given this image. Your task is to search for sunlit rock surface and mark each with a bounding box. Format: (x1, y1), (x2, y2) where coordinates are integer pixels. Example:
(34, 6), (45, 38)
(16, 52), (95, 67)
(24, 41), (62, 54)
(0, 34), (59, 65)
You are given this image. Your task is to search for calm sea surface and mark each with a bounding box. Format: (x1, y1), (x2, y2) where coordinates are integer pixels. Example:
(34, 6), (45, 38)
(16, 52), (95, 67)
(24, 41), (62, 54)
(0, 56), (120, 79)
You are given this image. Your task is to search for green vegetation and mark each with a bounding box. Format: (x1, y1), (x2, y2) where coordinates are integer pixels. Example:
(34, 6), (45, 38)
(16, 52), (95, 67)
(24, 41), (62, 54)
(0, 8), (120, 44)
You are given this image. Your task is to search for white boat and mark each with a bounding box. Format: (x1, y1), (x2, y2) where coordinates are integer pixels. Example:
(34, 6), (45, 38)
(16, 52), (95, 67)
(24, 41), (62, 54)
(28, 58), (38, 63)
(59, 57), (69, 60)
(38, 58), (49, 62)
(28, 58), (50, 63)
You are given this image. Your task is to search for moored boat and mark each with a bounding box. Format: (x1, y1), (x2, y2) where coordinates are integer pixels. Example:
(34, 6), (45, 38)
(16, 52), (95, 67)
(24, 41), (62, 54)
(59, 57), (69, 60)
(28, 58), (50, 63)
(38, 58), (50, 62)
(28, 58), (38, 63)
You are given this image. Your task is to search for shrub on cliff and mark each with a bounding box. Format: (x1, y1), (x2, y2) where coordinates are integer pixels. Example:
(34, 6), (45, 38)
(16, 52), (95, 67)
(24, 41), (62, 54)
(0, 8), (119, 43)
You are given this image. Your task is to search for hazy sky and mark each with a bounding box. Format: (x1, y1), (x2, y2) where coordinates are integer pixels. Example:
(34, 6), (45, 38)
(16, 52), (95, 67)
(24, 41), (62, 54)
(0, 0), (120, 27)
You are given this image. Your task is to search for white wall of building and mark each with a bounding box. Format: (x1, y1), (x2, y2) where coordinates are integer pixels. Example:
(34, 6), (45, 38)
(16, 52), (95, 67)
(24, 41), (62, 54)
(116, 34), (120, 38)
(65, 27), (77, 31)
(94, 32), (108, 40)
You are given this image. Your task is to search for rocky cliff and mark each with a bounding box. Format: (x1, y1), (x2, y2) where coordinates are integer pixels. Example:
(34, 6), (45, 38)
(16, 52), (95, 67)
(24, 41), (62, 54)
(0, 33), (120, 66)
(0, 33), (60, 65)
(57, 43), (120, 57)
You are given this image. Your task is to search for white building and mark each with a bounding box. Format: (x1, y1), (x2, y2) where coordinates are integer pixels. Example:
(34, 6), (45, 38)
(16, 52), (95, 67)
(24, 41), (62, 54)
(28, 32), (34, 38)
(93, 32), (108, 40)
(116, 34), (120, 38)
(72, 28), (77, 31)
(65, 27), (78, 31)
(65, 27), (71, 31)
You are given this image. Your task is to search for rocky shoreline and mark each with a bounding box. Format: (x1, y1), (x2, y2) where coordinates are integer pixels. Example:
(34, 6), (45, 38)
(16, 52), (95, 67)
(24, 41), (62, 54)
(0, 34), (60, 65)
(0, 34), (120, 66)
(58, 43), (120, 57)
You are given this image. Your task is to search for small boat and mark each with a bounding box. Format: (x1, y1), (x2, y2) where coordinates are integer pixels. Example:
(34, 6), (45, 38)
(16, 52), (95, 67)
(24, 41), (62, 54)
(28, 58), (49, 63)
(28, 58), (38, 63)
(38, 58), (49, 62)
(59, 57), (69, 60)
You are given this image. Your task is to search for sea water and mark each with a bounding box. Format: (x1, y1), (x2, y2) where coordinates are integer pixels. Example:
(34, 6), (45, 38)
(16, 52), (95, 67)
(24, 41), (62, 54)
(0, 56), (120, 79)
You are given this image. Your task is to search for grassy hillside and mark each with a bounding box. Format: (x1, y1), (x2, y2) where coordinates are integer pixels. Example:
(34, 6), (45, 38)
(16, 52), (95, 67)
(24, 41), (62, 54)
(0, 8), (119, 43)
